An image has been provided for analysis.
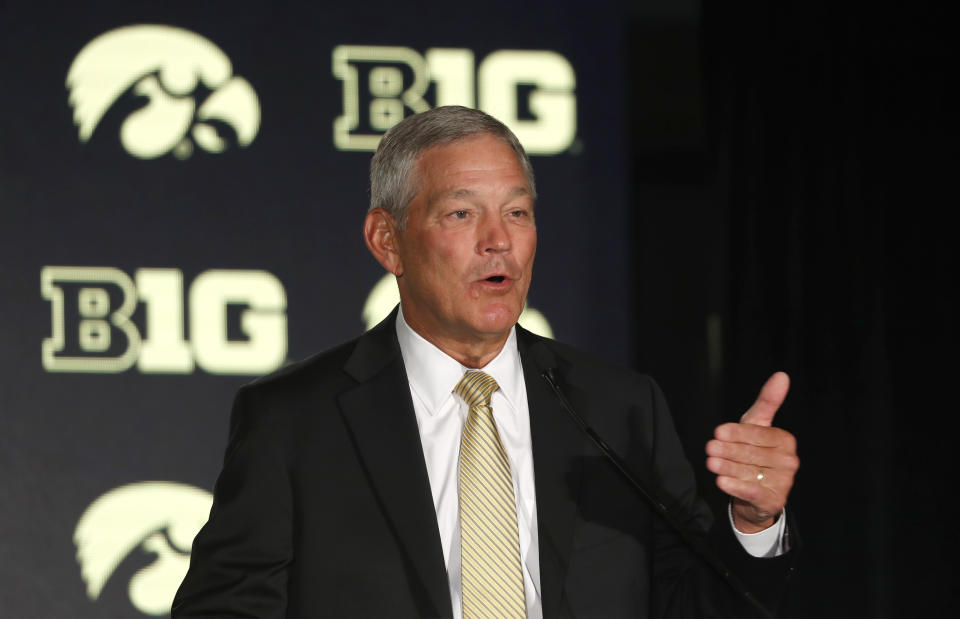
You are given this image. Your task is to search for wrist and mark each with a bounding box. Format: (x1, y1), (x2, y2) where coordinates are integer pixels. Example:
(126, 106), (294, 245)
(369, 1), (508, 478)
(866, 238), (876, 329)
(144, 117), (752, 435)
(731, 502), (779, 533)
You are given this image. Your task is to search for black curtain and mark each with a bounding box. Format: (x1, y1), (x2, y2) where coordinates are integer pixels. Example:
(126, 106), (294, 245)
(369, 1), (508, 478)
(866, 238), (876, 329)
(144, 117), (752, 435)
(702, 2), (954, 617)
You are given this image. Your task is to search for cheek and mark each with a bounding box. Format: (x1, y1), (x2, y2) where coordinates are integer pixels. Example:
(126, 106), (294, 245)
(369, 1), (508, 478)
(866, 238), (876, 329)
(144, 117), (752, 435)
(409, 240), (471, 294)
(428, 237), (474, 273)
(519, 234), (537, 269)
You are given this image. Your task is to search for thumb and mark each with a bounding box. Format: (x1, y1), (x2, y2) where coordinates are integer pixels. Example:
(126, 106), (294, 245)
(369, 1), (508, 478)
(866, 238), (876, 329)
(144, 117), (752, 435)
(740, 371), (790, 427)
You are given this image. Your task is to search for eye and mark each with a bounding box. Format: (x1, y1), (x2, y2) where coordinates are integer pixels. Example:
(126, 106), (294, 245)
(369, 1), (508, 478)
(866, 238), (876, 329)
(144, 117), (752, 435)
(450, 209), (469, 219)
(508, 208), (530, 219)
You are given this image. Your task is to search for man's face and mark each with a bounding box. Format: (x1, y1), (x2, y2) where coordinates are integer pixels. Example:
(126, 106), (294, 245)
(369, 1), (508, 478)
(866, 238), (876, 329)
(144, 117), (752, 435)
(393, 133), (537, 350)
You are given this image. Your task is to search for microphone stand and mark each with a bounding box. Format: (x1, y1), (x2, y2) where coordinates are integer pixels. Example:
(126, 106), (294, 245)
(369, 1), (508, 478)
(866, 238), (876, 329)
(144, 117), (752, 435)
(541, 369), (776, 619)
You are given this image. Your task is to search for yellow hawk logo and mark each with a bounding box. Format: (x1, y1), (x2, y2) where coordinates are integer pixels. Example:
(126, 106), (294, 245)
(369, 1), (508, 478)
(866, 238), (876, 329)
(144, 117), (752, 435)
(66, 25), (260, 159)
(74, 481), (212, 616)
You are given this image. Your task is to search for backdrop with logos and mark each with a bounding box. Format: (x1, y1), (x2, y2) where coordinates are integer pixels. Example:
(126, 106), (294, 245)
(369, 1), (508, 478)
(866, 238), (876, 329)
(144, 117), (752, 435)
(0, 1), (633, 617)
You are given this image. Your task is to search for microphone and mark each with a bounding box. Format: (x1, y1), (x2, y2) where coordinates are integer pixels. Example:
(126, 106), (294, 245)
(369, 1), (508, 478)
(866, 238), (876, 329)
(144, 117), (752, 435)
(541, 368), (776, 619)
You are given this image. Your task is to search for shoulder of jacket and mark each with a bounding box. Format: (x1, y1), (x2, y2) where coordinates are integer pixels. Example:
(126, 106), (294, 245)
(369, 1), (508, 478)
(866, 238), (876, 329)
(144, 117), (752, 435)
(519, 327), (660, 402)
(239, 337), (360, 400)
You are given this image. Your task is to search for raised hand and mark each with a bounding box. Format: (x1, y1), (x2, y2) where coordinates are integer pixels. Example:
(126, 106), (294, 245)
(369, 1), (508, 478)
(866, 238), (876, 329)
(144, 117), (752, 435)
(705, 372), (799, 533)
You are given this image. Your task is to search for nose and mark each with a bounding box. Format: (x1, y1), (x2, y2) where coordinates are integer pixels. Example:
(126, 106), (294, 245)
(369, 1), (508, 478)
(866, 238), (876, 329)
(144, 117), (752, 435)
(478, 213), (511, 254)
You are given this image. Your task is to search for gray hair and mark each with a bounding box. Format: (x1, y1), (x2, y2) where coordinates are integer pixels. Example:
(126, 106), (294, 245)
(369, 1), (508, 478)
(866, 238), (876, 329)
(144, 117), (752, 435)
(369, 105), (536, 229)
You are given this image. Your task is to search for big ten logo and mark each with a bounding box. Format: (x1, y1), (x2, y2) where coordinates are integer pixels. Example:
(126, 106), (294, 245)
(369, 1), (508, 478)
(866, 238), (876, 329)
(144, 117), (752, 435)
(332, 46), (576, 154)
(41, 267), (286, 375)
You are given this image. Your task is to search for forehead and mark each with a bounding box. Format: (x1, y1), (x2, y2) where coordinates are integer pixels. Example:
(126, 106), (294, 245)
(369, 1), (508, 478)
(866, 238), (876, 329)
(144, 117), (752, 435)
(414, 134), (529, 193)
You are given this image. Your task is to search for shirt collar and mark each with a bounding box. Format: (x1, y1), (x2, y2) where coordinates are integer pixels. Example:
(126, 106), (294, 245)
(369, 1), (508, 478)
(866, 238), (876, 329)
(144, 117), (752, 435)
(395, 305), (523, 416)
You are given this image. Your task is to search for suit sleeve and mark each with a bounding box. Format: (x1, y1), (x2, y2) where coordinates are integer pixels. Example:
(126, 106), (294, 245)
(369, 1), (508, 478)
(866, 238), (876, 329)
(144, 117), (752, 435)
(172, 385), (293, 619)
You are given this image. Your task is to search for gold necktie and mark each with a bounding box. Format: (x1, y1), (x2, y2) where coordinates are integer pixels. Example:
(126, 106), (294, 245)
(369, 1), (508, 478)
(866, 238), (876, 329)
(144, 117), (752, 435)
(454, 371), (526, 619)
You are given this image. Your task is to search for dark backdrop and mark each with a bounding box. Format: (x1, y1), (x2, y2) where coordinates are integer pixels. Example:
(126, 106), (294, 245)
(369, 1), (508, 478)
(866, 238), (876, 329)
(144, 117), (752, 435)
(630, 1), (955, 617)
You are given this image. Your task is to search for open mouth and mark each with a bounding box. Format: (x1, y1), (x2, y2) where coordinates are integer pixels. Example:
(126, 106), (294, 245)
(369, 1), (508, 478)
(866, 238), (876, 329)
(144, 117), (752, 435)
(485, 275), (506, 283)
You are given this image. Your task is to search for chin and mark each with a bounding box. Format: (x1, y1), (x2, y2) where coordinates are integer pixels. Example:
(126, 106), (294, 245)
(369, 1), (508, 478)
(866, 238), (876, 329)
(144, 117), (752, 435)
(473, 307), (522, 335)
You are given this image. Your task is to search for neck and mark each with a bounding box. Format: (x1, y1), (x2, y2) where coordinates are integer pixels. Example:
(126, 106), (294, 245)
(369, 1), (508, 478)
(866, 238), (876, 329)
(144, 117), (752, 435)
(438, 336), (508, 369)
(401, 312), (509, 369)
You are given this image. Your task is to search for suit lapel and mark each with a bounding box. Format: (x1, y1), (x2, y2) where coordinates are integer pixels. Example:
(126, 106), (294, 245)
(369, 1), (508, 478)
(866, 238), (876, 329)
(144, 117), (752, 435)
(518, 327), (585, 618)
(338, 310), (452, 618)
(335, 316), (586, 617)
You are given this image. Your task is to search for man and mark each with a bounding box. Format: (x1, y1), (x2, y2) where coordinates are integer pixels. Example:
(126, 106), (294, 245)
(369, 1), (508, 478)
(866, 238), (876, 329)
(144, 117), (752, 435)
(173, 106), (799, 618)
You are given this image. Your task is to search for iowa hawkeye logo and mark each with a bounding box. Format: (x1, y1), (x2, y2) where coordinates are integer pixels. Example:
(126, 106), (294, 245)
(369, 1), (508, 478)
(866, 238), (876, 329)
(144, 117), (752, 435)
(75, 482), (213, 616)
(66, 25), (260, 159)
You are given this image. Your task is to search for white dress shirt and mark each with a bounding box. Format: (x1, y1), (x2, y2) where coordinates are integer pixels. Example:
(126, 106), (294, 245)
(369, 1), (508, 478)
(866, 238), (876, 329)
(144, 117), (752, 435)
(394, 307), (784, 618)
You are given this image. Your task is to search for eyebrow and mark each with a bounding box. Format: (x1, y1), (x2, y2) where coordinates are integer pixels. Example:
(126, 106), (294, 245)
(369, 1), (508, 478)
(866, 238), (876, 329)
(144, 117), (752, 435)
(442, 186), (532, 201)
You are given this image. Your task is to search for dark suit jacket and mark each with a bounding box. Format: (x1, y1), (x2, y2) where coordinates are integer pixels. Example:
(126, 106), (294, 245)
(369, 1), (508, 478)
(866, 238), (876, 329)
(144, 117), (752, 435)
(173, 311), (797, 618)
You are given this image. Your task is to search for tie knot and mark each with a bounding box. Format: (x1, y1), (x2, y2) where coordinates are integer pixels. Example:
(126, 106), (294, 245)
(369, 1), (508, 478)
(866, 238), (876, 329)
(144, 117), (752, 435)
(453, 371), (499, 408)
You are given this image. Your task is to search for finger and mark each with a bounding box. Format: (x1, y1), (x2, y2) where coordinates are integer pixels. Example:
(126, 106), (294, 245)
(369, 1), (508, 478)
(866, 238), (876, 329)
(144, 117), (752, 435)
(706, 456), (771, 482)
(740, 371), (790, 427)
(714, 423), (797, 451)
(706, 439), (800, 470)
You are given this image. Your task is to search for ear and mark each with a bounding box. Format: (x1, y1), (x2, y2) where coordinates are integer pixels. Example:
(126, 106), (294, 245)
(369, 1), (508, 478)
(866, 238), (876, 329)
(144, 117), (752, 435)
(364, 208), (404, 276)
